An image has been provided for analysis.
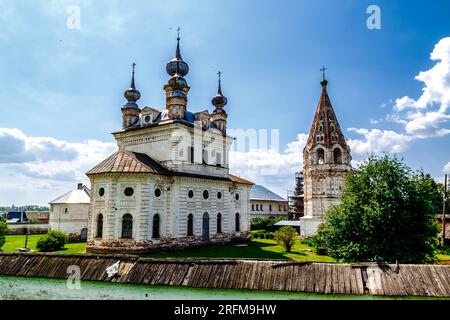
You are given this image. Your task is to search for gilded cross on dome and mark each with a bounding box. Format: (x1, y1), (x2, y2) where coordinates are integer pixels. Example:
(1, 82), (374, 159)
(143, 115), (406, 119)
(320, 66), (327, 81)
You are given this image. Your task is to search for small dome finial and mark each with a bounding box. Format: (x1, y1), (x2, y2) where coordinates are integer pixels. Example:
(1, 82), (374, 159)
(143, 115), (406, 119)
(176, 27), (181, 59)
(212, 70), (228, 108)
(166, 27), (189, 77)
(217, 70), (223, 95)
(124, 62), (140, 108)
(131, 62), (136, 89)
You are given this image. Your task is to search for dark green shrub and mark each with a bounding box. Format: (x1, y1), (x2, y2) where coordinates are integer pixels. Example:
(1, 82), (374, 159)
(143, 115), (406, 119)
(301, 237), (317, 247)
(266, 232), (275, 240)
(36, 230), (69, 252)
(0, 221), (8, 250)
(274, 226), (298, 252)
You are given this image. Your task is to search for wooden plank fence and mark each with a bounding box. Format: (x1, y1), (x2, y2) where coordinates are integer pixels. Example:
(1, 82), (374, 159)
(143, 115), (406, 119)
(0, 253), (449, 297)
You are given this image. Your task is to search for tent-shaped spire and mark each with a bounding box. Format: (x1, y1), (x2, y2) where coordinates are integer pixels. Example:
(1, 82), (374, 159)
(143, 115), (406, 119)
(306, 79), (348, 149)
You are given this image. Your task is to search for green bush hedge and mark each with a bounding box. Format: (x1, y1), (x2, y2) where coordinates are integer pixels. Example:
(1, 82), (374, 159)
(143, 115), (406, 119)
(36, 230), (69, 252)
(0, 221), (8, 250)
(252, 231), (275, 240)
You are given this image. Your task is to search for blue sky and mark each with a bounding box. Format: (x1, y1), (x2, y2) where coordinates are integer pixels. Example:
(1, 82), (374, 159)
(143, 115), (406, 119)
(0, 0), (449, 205)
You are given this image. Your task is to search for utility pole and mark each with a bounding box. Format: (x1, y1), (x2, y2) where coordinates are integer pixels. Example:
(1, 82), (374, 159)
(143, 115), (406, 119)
(442, 174), (448, 246)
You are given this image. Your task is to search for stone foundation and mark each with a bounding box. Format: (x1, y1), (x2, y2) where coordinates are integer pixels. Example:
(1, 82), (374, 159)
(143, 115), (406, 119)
(86, 231), (250, 255)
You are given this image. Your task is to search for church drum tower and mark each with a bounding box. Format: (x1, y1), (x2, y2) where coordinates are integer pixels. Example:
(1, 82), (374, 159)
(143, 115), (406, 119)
(300, 75), (352, 237)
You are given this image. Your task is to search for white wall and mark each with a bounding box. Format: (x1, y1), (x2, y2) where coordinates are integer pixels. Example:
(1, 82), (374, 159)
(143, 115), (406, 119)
(88, 173), (252, 243)
(49, 203), (89, 235)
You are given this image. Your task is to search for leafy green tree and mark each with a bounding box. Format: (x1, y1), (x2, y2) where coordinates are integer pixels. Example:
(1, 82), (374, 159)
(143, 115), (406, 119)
(251, 216), (284, 231)
(0, 221), (8, 250)
(274, 226), (298, 252)
(315, 155), (440, 263)
(36, 230), (69, 252)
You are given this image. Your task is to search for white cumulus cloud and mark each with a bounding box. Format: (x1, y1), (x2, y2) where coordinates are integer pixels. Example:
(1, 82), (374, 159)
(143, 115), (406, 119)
(0, 128), (117, 205)
(229, 133), (308, 196)
(391, 37), (450, 139)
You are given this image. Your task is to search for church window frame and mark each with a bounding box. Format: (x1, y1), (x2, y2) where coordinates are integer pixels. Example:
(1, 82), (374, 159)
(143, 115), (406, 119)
(203, 190), (209, 200)
(124, 187), (134, 197)
(333, 148), (342, 164)
(187, 214), (194, 236)
(98, 187), (105, 197)
(217, 191), (222, 199)
(152, 214), (161, 239)
(121, 214), (133, 239)
(188, 146), (195, 163)
(96, 214), (103, 238)
(235, 213), (241, 232)
(154, 188), (162, 198)
(317, 148), (325, 165)
(188, 190), (194, 199)
(217, 213), (222, 234)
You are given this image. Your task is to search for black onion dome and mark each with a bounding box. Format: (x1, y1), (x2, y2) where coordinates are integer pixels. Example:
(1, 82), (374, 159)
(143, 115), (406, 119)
(166, 36), (189, 77)
(124, 87), (141, 102)
(212, 72), (227, 108)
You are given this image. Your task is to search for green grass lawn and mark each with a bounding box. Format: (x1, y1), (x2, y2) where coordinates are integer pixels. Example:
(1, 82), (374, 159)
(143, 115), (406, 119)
(144, 238), (337, 262)
(1, 235), (86, 254)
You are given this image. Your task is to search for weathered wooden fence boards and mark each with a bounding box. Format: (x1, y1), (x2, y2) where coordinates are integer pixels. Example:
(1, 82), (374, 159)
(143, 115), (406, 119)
(0, 253), (449, 297)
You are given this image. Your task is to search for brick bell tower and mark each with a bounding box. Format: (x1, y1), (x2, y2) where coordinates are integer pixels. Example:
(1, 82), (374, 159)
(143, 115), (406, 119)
(300, 70), (352, 237)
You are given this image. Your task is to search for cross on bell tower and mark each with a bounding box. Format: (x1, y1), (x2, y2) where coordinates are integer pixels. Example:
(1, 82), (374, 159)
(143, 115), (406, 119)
(320, 66), (327, 81)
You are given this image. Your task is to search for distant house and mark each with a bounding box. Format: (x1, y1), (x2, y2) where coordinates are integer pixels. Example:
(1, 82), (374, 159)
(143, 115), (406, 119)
(6, 211), (28, 224)
(26, 211), (50, 223)
(49, 183), (91, 241)
(250, 185), (288, 219)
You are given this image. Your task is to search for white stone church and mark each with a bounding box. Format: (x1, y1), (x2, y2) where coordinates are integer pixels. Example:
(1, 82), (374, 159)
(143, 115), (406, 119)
(85, 35), (253, 254)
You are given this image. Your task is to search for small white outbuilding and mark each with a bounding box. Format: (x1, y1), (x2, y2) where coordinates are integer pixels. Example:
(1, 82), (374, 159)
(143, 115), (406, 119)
(49, 183), (91, 241)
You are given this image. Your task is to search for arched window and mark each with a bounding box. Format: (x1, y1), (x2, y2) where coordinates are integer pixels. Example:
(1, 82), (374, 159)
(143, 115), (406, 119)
(202, 212), (210, 240)
(217, 213), (222, 234)
(235, 213), (241, 232)
(333, 148), (342, 164)
(317, 148), (325, 165)
(96, 214), (103, 238)
(121, 214), (133, 239)
(152, 214), (160, 239)
(187, 214), (194, 236)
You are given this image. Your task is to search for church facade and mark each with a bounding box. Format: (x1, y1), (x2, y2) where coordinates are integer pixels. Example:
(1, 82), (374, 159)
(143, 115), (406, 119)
(85, 35), (253, 254)
(300, 78), (352, 237)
